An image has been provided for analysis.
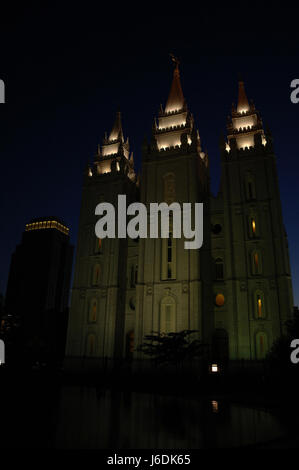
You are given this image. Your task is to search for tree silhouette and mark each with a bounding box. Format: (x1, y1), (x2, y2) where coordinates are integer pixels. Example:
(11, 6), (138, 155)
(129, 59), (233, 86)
(137, 329), (208, 368)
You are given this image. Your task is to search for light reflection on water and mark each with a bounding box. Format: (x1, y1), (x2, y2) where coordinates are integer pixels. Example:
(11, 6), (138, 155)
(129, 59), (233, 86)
(54, 387), (285, 449)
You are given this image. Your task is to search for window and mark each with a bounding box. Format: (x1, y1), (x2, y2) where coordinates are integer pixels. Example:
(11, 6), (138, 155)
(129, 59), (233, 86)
(257, 295), (262, 317)
(212, 224), (222, 235)
(215, 293), (225, 307)
(92, 264), (101, 286)
(89, 299), (97, 323)
(167, 232), (173, 278)
(249, 216), (258, 238)
(163, 173), (176, 204)
(126, 330), (134, 358)
(215, 258), (224, 280)
(95, 237), (102, 254)
(130, 264), (138, 287)
(256, 332), (268, 359)
(130, 265), (135, 287)
(160, 296), (176, 334)
(86, 333), (96, 356)
(251, 250), (262, 275)
(161, 221), (176, 280)
(245, 174), (256, 200)
(254, 291), (265, 319)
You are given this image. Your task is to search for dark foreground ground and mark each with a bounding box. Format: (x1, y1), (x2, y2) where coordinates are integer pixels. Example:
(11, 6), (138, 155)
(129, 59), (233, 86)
(0, 362), (299, 449)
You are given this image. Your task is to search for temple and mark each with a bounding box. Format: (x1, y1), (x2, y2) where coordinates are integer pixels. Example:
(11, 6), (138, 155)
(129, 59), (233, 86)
(65, 61), (294, 370)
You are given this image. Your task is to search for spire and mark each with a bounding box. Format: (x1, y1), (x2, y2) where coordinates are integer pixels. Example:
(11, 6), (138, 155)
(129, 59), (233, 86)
(109, 111), (124, 141)
(165, 55), (185, 113)
(225, 79), (265, 151)
(237, 79), (250, 113)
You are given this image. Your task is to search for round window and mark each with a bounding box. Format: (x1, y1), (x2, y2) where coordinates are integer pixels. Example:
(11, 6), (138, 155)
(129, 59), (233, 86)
(215, 293), (225, 307)
(212, 224), (222, 235)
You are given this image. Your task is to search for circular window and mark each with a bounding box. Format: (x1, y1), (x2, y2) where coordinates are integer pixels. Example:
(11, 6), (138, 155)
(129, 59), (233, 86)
(215, 293), (225, 307)
(212, 224), (222, 235)
(129, 297), (136, 310)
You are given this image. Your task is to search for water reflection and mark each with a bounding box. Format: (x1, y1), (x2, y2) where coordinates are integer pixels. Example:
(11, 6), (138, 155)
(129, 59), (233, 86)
(54, 387), (285, 448)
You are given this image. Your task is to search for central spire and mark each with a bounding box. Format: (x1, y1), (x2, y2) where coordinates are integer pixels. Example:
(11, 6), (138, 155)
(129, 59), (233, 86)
(165, 55), (185, 113)
(149, 57), (206, 162)
(237, 79), (250, 113)
(109, 111), (124, 141)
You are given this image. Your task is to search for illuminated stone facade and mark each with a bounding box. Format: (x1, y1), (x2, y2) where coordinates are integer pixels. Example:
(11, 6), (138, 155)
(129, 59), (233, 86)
(65, 65), (294, 367)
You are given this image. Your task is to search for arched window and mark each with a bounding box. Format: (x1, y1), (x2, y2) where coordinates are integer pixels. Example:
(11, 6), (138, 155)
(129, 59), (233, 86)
(254, 290), (266, 319)
(160, 296), (176, 334)
(92, 264), (101, 286)
(215, 258), (224, 280)
(251, 250), (262, 275)
(86, 333), (96, 356)
(126, 330), (134, 359)
(130, 265), (135, 287)
(161, 220), (176, 280)
(130, 264), (138, 287)
(89, 299), (98, 323)
(163, 172), (176, 204)
(255, 331), (268, 359)
(95, 237), (102, 254)
(245, 173), (256, 200)
(248, 215), (258, 238)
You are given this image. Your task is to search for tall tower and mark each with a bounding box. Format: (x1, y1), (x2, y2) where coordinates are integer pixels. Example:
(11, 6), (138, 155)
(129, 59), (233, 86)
(5, 217), (73, 363)
(215, 79), (294, 361)
(134, 59), (211, 357)
(65, 112), (137, 367)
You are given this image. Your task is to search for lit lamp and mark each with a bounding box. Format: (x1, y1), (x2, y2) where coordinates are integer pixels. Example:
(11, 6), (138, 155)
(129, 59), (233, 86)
(211, 363), (219, 373)
(211, 400), (219, 413)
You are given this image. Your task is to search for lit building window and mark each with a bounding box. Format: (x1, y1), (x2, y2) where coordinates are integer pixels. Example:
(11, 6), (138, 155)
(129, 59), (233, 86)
(256, 332), (268, 359)
(95, 237), (102, 254)
(92, 264), (101, 286)
(211, 363), (219, 373)
(89, 299), (97, 323)
(211, 400), (219, 413)
(25, 219), (69, 235)
(257, 295), (262, 318)
(254, 291), (265, 319)
(215, 293), (225, 307)
(252, 251), (262, 275)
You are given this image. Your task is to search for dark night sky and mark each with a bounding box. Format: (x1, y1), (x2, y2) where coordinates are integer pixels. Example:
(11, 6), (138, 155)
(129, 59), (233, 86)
(0, 3), (298, 305)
